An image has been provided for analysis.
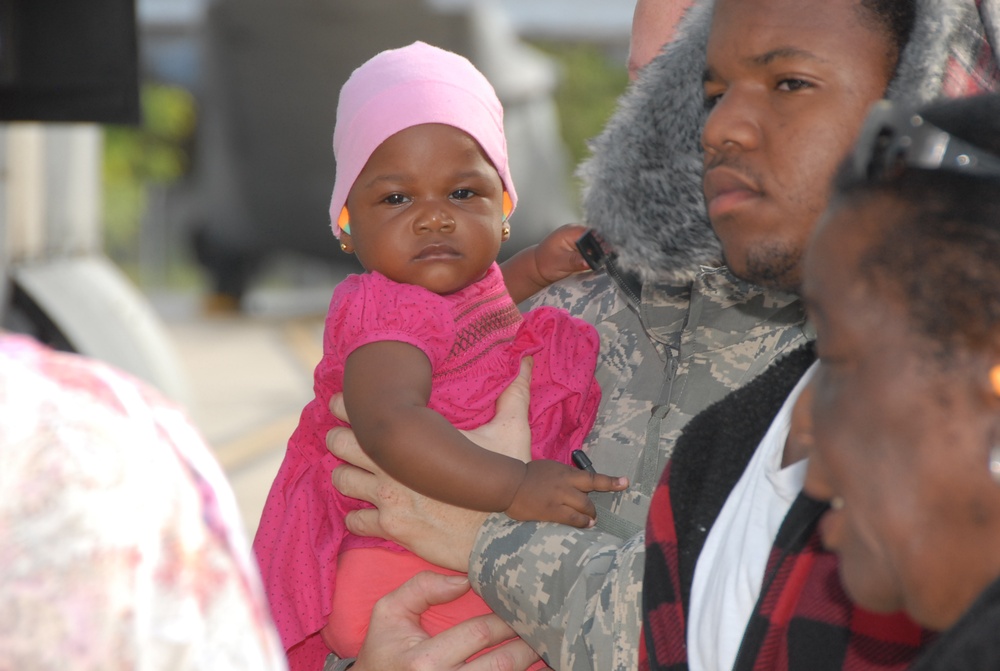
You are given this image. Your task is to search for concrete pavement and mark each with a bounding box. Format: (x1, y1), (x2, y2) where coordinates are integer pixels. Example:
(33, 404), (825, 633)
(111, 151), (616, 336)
(155, 287), (332, 539)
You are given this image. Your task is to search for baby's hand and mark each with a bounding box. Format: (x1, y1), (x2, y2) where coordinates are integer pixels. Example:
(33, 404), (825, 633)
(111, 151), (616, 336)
(534, 224), (591, 285)
(505, 459), (629, 528)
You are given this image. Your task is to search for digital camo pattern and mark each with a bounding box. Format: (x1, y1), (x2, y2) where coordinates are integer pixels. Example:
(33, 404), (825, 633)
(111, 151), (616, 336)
(469, 270), (810, 670)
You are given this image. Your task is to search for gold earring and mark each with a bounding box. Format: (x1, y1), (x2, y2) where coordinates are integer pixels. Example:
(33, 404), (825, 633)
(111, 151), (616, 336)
(340, 242), (349, 252)
(501, 224), (510, 240)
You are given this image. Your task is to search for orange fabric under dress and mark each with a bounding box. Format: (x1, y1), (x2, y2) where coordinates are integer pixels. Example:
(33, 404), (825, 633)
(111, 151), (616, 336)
(323, 547), (548, 670)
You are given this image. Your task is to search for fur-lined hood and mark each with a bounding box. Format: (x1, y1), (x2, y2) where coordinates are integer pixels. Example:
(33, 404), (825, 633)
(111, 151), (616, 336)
(579, 0), (1000, 284)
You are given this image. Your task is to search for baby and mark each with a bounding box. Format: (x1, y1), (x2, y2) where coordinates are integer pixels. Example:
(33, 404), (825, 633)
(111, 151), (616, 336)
(253, 42), (626, 670)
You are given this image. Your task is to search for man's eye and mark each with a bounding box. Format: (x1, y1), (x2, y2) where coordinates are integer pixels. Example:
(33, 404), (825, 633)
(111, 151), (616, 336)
(703, 87), (724, 110)
(384, 194), (408, 205)
(777, 78), (811, 92)
(451, 189), (474, 200)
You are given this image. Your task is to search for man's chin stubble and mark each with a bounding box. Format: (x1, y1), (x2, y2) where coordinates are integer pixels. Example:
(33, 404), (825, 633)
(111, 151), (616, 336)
(725, 244), (803, 294)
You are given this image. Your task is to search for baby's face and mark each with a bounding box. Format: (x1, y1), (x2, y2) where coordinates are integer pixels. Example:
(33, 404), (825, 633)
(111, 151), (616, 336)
(343, 123), (506, 295)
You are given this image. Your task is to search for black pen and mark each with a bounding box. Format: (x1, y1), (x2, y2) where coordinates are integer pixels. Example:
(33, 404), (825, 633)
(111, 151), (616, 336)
(572, 449), (596, 474)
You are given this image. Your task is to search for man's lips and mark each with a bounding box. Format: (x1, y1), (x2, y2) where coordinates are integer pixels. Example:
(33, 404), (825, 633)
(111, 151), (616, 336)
(703, 168), (763, 218)
(414, 243), (461, 261)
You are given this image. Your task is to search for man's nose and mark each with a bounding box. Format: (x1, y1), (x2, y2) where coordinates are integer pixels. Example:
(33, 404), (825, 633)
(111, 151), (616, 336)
(701, 87), (762, 157)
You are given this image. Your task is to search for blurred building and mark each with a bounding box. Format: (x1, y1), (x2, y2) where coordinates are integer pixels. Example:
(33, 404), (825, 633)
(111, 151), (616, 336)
(0, 0), (189, 403)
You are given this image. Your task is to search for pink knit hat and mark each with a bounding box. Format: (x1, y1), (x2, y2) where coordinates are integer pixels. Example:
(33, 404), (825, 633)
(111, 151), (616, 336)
(329, 41), (517, 238)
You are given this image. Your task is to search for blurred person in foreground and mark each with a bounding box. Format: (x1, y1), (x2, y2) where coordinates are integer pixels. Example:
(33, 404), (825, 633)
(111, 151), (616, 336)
(802, 93), (1000, 669)
(0, 329), (534, 671)
(0, 333), (286, 670)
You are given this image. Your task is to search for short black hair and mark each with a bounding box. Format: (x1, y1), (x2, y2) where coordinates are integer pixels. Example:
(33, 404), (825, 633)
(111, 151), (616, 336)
(832, 94), (1000, 359)
(857, 0), (917, 75)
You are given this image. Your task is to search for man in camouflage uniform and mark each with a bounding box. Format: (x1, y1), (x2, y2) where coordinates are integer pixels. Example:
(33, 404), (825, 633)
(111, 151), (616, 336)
(325, 0), (1000, 669)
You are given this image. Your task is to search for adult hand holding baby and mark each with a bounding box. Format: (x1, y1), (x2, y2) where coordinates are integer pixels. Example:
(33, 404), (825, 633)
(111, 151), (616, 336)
(328, 358), (536, 572)
(350, 571), (541, 671)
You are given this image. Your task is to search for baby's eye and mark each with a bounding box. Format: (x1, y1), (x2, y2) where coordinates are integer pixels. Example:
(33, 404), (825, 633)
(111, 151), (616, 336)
(451, 188), (475, 200)
(383, 193), (409, 205)
(777, 78), (812, 92)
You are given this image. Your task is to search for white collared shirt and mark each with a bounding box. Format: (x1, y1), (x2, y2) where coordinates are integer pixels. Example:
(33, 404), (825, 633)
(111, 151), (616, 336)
(687, 363), (818, 671)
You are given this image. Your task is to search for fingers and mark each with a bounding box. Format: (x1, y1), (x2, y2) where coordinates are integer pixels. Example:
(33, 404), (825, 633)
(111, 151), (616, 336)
(464, 638), (543, 671)
(343, 507), (387, 538)
(464, 358), (533, 462)
(327, 425), (379, 472)
(496, 357), (533, 421)
(331, 461), (378, 500)
(588, 473), (630, 493)
(329, 391), (350, 422)
(377, 571), (472, 617)
(561, 508), (598, 529)
(355, 572), (480, 671)
(331, 463), (390, 539)
(415, 612), (524, 666)
(566, 491), (598, 525)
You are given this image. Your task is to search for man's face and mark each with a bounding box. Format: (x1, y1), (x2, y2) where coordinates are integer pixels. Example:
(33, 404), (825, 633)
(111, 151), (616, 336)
(701, 0), (893, 292)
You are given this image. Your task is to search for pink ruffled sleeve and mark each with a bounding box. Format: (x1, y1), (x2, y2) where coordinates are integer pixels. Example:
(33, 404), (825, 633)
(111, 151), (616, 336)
(515, 306), (602, 463)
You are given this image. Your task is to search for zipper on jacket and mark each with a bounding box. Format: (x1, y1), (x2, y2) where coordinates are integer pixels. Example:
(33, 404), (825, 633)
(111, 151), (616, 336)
(576, 229), (643, 312)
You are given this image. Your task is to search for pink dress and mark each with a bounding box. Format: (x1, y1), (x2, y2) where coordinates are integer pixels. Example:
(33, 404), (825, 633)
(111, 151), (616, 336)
(253, 263), (601, 670)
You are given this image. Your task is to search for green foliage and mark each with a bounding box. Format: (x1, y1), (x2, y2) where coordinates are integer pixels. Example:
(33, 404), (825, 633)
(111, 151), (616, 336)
(530, 41), (629, 181)
(102, 84), (197, 262)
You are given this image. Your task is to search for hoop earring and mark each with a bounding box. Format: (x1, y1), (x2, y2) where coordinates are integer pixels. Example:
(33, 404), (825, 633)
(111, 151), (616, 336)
(990, 445), (1000, 485)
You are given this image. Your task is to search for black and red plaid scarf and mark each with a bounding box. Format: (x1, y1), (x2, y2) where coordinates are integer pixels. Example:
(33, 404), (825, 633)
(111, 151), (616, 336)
(640, 347), (936, 671)
(939, 0), (1000, 97)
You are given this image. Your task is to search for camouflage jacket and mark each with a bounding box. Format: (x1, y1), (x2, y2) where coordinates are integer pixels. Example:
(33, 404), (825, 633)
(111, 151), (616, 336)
(469, 268), (810, 671)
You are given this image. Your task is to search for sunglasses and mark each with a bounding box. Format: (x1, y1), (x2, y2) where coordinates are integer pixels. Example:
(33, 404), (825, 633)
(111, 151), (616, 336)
(852, 99), (1000, 182)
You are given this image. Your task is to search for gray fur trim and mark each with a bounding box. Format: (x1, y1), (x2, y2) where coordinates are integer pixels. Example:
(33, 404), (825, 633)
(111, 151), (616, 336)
(887, 0), (972, 106)
(579, 0), (996, 282)
(578, 0), (717, 284)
